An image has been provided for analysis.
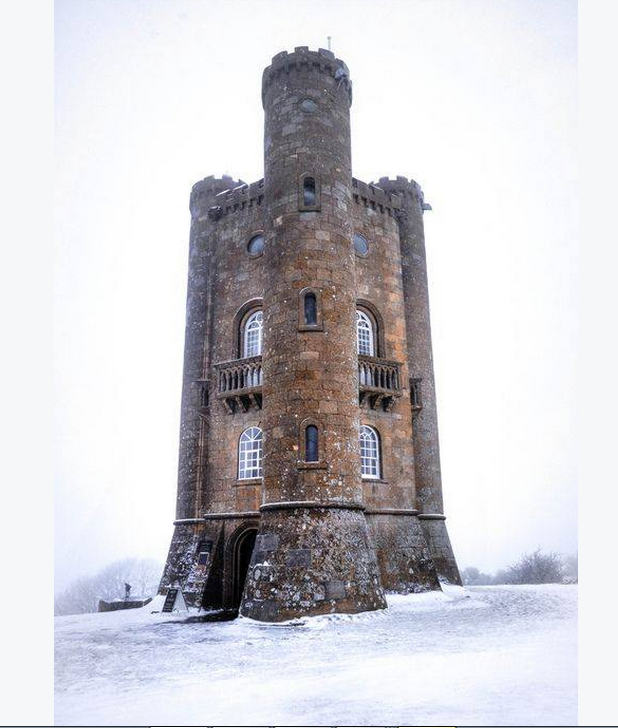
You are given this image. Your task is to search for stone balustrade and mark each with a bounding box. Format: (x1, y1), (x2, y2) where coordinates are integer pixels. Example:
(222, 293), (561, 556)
(214, 354), (405, 414)
(215, 356), (263, 413)
(358, 355), (402, 411)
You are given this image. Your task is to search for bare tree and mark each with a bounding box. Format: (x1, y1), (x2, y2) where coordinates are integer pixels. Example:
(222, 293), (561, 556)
(55, 558), (163, 616)
(493, 568), (509, 585)
(504, 548), (564, 584)
(95, 558), (162, 601)
(562, 552), (578, 583)
(461, 566), (494, 585)
(54, 576), (100, 615)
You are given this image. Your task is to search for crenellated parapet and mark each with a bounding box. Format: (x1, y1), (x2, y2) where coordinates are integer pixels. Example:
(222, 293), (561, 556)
(189, 175), (246, 219)
(261, 46), (352, 107)
(211, 179), (264, 220)
(352, 177), (401, 217)
(373, 176), (431, 215)
(190, 177), (264, 222)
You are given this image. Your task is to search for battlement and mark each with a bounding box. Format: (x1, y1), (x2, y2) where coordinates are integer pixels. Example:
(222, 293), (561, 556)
(352, 177), (401, 217)
(262, 47), (352, 107)
(374, 176), (424, 202)
(207, 179), (265, 221)
(190, 175), (246, 217)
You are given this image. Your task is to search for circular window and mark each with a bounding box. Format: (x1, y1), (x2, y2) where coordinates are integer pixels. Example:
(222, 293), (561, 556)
(300, 98), (317, 113)
(247, 234), (264, 257)
(353, 233), (369, 256)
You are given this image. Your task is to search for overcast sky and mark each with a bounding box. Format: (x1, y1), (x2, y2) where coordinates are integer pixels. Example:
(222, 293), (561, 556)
(54, 0), (577, 593)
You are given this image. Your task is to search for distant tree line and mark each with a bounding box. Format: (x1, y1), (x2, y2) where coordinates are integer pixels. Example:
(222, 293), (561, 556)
(461, 549), (578, 586)
(54, 558), (163, 616)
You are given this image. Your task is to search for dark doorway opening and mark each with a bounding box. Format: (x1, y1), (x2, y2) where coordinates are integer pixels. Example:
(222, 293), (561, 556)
(232, 528), (257, 609)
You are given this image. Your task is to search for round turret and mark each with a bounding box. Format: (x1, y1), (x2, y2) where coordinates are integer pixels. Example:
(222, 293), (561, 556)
(241, 49), (387, 621)
(189, 175), (246, 218)
(261, 47), (352, 109)
(373, 176), (426, 214)
(260, 46), (359, 505)
(262, 46), (353, 212)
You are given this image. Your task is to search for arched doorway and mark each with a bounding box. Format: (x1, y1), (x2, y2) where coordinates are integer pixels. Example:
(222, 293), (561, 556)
(232, 528), (258, 608)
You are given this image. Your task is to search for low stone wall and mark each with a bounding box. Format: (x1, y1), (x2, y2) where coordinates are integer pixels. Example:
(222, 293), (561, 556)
(98, 598), (152, 612)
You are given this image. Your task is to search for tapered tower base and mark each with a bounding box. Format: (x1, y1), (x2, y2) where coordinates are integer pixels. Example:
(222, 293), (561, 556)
(419, 515), (462, 585)
(366, 512), (441, 592)
(160, 523), (203, 607)
(241, 504), (387, 622)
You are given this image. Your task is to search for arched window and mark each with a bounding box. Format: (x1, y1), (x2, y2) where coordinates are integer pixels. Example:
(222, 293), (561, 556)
(305, 425), (319, 462)
(304, 292), (317, 326)
(298, 174), (320, 211)
(356, 310), (375, 356)
(243, 310), (263, 358)
(303, 177), (317, 207)
(238, 427), (263, 480)
(360, 425), (381, 479)
(298, 288), (322, 331)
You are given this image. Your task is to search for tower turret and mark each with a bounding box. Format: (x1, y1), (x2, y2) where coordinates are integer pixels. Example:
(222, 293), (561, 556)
(160, 174), (247, 596)
(376, 176), (461, 585)
(241, 48), (386, 621)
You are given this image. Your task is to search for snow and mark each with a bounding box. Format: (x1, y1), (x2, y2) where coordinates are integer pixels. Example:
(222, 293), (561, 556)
(55, 584), (577, 726)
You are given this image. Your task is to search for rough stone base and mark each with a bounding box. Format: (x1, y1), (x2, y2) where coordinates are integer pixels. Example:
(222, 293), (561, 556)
(367, 513), (441, 592)
(419, 516), (462, 586)
(159, 523), (199, 604)
(240, 505), (387, 622)
(158, 521), (225, 607)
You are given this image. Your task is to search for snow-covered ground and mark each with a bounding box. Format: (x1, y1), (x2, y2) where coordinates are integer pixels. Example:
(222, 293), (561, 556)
(55, 584), (577, 726)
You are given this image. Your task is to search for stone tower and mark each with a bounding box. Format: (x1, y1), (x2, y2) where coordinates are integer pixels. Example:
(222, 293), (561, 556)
(159, 47), (461, 622)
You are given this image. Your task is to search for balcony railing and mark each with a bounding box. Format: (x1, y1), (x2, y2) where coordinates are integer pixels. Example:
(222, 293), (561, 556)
(358, 355), (402, 412)
(214, 354), (407, 415)
(215, 356), (262, 413)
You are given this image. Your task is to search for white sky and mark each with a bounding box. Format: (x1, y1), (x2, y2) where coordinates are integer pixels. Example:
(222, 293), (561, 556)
(54, 0), (577, 593)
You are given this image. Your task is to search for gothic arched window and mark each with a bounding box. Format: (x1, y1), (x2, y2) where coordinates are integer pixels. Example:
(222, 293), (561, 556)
(360, 425), (381, 479)
(243, 310), (263, 358)
(238, 427), (263, 480)
(356, 309), (375, 356)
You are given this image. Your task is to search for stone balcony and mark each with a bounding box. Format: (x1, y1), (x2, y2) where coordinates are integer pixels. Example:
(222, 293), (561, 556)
(358, 355), (403, 412)
(215, 354), (405, 415)
(215, 356), (262, 413)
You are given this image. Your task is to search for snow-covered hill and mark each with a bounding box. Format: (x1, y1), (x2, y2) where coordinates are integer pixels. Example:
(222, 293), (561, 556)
(54, 584), (577, 726)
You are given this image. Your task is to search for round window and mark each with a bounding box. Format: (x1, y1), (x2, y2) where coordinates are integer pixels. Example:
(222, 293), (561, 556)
(300, 98), (317, 113)
(247, 234), (265, 256)
(353, 233), (369, 256)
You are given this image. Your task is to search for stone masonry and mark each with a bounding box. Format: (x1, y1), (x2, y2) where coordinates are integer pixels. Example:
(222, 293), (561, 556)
(159, 47), (461, 622)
